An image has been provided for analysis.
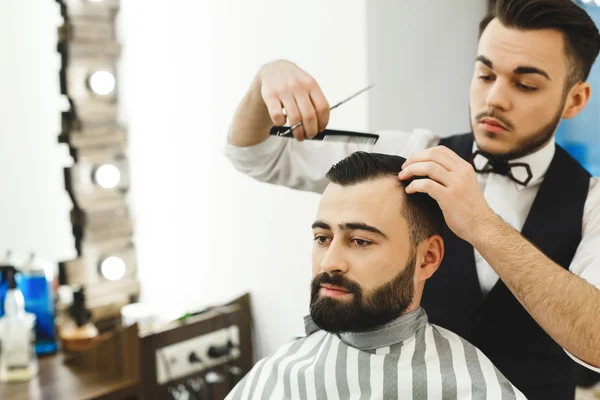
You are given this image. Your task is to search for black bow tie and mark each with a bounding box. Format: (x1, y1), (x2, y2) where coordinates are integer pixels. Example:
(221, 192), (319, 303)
(469, 151), (533, 186)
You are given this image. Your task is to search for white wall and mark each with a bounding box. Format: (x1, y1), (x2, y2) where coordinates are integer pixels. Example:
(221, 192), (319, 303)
(212, 0), (370, 359)
(367, 0), (489, 135)
(117, 0), (218, 318)
(0, 1), (76, 266)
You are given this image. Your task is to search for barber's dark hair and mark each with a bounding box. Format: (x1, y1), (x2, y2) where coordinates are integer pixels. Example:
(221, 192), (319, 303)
(326, 151), (444, 244)
(479, 0), (600, 87)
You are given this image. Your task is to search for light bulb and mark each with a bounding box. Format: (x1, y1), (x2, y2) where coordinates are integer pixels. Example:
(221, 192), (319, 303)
(94, 164), (121, 189)
(88, 70), (115, 95)
(100, 256), (126, 281)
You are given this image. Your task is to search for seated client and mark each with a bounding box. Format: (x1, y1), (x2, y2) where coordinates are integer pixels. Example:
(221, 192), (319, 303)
(226, 151), (526, 399)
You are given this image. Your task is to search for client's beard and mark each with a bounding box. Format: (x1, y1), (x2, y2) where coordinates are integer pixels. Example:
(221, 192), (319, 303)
(309, 252), (416, 334)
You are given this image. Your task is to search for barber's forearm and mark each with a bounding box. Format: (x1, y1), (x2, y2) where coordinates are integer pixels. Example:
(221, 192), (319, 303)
(473, 216), (600, 368)
(227, 76), (273, 148)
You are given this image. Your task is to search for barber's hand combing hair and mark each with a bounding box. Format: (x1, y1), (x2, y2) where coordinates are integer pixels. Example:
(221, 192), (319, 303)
(399, 146), (496, 244)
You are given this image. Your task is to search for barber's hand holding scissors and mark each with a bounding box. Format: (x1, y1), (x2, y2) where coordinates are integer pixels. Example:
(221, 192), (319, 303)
(258, 60), (373, 140)
(399, 146), (497, 244)
(258, 60), (331, 141)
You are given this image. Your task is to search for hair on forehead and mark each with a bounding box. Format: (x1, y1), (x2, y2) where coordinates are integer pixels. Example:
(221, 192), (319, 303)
(326, 151), (444, 244)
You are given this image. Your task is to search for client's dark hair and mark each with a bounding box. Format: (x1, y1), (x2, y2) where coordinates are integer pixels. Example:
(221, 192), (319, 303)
(326, 151), (444, 244)
(479, 0), (600, 87)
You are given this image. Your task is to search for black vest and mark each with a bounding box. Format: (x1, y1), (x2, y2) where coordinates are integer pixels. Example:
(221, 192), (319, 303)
(421, 133), (591, 400)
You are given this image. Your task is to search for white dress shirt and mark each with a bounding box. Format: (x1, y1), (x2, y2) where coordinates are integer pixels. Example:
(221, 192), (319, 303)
(224, 129), (600, 372)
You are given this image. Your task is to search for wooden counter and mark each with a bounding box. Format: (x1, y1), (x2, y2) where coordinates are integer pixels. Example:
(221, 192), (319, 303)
(0, 353), (139, 400)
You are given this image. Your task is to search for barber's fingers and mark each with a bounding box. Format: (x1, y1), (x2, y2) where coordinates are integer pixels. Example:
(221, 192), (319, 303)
(404, 178), (447, 202)
(399, 161), (453, 187)
(309, 86), (330, 133)
(403, 146), (465, 172)
(263, 95), (286, 127)
(280, 93), (306, 141)
(258, 60), (330, 141)
(294, 91), (319, 139)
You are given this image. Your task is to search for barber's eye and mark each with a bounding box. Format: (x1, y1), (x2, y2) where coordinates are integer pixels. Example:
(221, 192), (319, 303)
(516, 83), (537, 92)
(478, 75), (493, 82)
(352, 239), (371, 247)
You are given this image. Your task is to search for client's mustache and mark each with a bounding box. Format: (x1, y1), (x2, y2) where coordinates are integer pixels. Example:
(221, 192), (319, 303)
(312, 272), (362, 295)
(475, 110), (515, 131)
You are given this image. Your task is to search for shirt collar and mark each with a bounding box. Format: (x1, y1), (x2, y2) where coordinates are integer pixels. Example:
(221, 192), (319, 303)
(303, 306), (428, 351)
(472, 137), (556, 190)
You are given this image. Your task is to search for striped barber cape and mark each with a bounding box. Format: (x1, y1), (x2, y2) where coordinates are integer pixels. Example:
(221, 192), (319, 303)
(225, 307), (527, 399)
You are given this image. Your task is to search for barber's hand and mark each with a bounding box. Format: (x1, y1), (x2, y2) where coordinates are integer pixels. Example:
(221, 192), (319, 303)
(258, 60), (330, 141)
(398, 146), (497, 244)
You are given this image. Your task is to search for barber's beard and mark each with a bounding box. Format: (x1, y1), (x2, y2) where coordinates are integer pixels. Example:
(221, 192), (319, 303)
(471, 97), (565, 162)
(309, 253), (416, 334)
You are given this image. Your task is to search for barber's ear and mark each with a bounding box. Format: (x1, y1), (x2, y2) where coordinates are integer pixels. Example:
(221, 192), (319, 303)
(563, 82), (591, 120)
(415, 235), (444, 282)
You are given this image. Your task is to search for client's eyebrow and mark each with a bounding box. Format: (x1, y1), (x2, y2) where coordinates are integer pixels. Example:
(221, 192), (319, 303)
(311, 221), (331, 230)
(311, 220), (389, 239)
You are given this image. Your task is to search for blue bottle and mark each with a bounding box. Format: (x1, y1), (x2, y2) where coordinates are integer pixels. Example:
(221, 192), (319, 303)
(19, 253), (58, 355)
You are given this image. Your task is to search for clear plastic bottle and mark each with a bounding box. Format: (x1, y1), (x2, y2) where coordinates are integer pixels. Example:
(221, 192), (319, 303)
(0, 266), (38, 382)
(0, 250), (14, 318)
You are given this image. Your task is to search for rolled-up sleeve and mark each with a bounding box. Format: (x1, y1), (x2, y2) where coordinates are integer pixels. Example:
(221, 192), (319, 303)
(223, 128), (440, 194)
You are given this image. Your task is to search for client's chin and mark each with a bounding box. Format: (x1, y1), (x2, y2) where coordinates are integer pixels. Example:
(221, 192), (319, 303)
(310, 296), (361, 334)
(310, 293), (413, 334)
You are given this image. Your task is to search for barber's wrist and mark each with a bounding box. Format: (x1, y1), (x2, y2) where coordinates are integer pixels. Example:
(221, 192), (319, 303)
(470, 209), (506, 249)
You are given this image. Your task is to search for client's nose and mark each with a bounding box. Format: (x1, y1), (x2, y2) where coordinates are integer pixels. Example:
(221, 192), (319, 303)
(320, 239), (349, 275)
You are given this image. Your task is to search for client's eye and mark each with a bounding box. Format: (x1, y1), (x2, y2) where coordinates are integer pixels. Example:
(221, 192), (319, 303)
(313, 235), (330, 245)
(352, 238), (372, 247)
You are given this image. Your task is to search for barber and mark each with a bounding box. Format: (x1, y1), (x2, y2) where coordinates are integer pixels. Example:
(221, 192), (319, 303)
(224, 0), (600, 399)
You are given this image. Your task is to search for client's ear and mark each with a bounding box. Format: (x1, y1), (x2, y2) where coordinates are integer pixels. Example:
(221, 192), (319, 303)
(415, 235), (444, 282)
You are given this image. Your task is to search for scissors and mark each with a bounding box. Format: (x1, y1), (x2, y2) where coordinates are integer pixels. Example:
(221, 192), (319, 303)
(277, 84), (375, 136)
